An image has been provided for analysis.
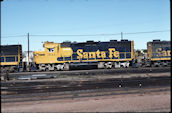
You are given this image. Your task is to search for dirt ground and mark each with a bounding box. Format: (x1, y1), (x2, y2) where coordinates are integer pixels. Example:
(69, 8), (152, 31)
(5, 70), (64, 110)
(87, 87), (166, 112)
(2, 90), (170, 112)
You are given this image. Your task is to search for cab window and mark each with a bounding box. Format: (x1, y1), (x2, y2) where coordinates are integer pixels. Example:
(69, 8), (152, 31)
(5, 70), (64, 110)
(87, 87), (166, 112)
(48, 48), (54, 52)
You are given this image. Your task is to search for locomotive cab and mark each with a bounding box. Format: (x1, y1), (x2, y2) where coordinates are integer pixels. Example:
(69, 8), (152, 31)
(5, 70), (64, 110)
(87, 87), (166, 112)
(34, 41), (73, 71)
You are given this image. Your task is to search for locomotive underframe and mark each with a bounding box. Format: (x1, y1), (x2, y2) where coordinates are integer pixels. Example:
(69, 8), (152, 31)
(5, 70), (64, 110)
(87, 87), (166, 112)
(151, 60), (171, 67)
(142, 59), (171, 67)
(37, 60), (131, 71)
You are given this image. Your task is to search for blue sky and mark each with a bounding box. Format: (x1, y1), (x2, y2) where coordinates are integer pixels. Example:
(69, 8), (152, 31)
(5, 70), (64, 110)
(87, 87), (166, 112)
(1, 0), (170, 51)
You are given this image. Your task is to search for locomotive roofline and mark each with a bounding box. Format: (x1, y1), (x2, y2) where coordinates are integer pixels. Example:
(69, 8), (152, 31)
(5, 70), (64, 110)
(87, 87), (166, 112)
(61, 39), (132, 44)
(0, 44), (22, 47)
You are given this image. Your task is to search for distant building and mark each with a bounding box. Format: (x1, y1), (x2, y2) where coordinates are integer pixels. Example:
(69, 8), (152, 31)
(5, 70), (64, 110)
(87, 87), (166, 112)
(22, 51), (33, 65)
(140, 49), (148, 59)
(134, 49), (148, 64)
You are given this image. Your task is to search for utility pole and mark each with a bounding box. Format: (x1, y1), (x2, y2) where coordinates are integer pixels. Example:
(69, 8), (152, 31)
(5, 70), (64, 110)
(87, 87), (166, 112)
(27, 33), (29, 67)
(121, 32), (123, 40)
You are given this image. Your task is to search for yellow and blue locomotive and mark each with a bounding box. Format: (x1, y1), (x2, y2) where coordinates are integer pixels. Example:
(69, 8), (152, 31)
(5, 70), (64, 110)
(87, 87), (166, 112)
(34, 40), (134, 71)
(0, 45), (23, 72)
(145, 40), (171, 67)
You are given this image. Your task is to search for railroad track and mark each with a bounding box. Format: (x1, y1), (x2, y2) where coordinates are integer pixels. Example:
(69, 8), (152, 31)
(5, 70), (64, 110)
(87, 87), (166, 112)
(6, 67), (170, 80)
(2, 70), (170, 103)
(2, 86), (170, 103)
(2, 76), (170, 95)
(2, 72), (170, 103)
(9, 66), (170, 75)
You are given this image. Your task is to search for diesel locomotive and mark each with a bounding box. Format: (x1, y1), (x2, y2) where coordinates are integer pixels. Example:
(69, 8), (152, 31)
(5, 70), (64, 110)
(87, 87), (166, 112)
(0, 45), (23, 72)
(34, 39), (134, 71)
(143, 40), (171, 67)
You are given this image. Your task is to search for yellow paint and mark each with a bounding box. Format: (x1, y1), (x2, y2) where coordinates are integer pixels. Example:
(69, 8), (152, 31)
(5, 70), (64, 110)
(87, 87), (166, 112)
(1, 62), (19, 66)
(101, 52), (106, 59)
(89, 52), (96, 58)
(167, 50), (171, 56)
(53, 58), (133, 63)
(156, 48), (171, 57)
(151, 57), (171, 61)
(77, 49), (83, 59)
(34, 41), (73, 64)
(147, 42), (152, 60)
(76, 48), (119, 59)
(0, 54), (20, 66)
(109, 48), (119, 58)
(131, 41), (134, 59)
(17, 45), (22, 65)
